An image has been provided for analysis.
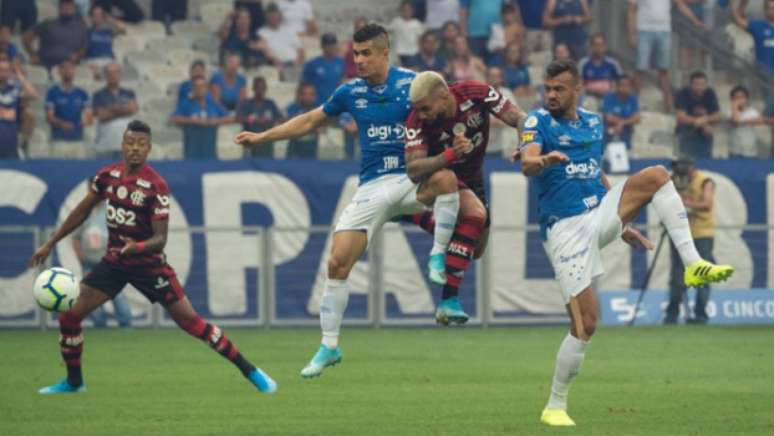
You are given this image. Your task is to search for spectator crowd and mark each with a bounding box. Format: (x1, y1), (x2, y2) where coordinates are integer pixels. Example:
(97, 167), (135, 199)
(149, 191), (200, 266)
(0, 0), (772, 161)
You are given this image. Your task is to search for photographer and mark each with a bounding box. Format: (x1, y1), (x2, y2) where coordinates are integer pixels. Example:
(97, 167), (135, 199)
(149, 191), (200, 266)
(665, 156), (716, 325)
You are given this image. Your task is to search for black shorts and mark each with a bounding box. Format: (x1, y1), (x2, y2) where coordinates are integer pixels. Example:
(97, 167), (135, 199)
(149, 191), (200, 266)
(458, 179), (490, 228)
(82, 260), (186, 306)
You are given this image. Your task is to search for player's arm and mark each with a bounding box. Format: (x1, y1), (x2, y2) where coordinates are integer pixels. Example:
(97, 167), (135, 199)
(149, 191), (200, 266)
(520, 143), (568, 177)
(731, 0), (750, 30)
(233, 106), (328, 147)
(118, 219), (168, 256)
(492, 104), (527, 130)
(541, 0), (564, 29)
(405, 132), (469, 183)
(29, 190), (102, 267)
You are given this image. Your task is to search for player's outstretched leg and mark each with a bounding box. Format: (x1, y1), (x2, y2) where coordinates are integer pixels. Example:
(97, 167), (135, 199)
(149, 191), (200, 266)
(419, 170), (460, 286)
(301, 231), (365, 378)
(39, 284), (110, 395)
(435, 191), (487, 325)
(541, 290), (597, 426)
(168, 297), (276, 394)
(618, 165), (733, 287)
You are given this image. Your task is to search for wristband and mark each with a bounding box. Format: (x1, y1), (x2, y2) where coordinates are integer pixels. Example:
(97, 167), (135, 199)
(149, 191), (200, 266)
(135, 242), (146, 254)
(442, 148), (456, 165)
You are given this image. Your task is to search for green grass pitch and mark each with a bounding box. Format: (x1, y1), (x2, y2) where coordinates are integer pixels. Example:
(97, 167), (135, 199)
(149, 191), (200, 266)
(1, 326), (773, 435)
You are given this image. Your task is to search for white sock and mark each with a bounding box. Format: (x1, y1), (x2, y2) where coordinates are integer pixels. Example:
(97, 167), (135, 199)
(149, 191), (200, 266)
(320, 279), (349, 349)
(431, 192), (460, 256)
(651, 181), (701, 265)
(546, 333), (588, 411)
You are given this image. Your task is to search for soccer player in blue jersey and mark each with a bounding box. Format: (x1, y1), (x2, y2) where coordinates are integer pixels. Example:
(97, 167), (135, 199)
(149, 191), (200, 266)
(234, 24), (461, 378)
(518, 60), (734, 427)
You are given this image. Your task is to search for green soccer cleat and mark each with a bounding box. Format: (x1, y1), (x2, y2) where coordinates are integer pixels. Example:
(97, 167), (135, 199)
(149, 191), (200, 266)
(540, 408), (576, 426)
(300, 344), (342, 379)
(427, 252), (447, 285)
(684, 260), (734, 288)
(434, 297), (469, 326)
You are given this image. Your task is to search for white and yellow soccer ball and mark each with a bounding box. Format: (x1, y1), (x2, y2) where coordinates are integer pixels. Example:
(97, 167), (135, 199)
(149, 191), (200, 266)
(33, 267), (79, 312)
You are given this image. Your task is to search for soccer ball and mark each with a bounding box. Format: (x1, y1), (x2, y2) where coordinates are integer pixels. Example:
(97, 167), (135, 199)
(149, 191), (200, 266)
(33, 267), (79, 312)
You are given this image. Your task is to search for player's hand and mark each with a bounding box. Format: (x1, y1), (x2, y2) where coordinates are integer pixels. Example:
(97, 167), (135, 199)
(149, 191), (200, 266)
(510, 147), (522, 162)
(621, 227), (654, 250)
(28, 242), (54, 267)
(234, 131), (264, 147)
(116, 236), (138, 257)
(60, 121), (75, 131)
(452, 132), (472, 156)
(542, 151), (569, 167)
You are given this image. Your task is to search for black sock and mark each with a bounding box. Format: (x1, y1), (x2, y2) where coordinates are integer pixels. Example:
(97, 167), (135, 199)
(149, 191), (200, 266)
(67, 365), (83, 387)
(442, 284), (458, 300)
(233, 354), (256, 378)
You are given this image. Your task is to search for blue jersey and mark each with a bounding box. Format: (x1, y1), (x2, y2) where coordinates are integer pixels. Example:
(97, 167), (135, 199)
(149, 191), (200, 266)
(323, 66), (415, 185)
(521, 107), (607, 238)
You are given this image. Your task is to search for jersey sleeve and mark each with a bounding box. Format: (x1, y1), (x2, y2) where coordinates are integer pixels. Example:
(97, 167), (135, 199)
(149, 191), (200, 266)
(404, 113), (428, 154)
(478, 82), (512, 117)
(89, 168), (108, 197)
(519, 112), (544, 150)
(322, 83), (348, 116)
(150, 180), (171, 221)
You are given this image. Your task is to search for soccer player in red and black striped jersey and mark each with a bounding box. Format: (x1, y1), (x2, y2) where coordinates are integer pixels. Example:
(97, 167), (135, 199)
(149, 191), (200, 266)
(403, 71), (525, 325)
(29, 120), (277, 395)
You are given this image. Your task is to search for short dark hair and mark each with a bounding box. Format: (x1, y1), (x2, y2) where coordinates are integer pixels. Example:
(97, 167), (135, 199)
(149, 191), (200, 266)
(689, 71), (708, 82)
(400, 0), (414, 8)
(127, 119), (151, 137)
(253, 76), (266, 87)
(353, 23), (390, 47)
(730, 85), (749, 98)
(545, 59), (579, 82)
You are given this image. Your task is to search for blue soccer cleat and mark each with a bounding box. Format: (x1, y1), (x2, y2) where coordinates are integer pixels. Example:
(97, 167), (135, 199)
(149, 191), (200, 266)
(427, 252), (447, 285)
(248, 367), (277, 394)
(300, 344), (342, 378)
(435, 297), (469, 326)
(38, 379), (86, 395)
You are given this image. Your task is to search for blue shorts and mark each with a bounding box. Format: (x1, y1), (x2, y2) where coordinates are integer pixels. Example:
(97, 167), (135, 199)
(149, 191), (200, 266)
(636, 31), (671, 71)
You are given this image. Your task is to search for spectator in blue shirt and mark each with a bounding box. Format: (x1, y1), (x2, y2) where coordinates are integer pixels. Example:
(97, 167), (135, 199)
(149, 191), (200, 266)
(177, 59), (207, 108)
(406, 30), (448, 75)
(209, 52), (247, 112)
(578, 33), (622, 98)
(301, 33), (345, 104)
(217, 7), (269, 67)
(602, 74), (640, 150)
(285, 82), (319, 159)
(93, 63), (137, 159)
(732, 0), (774, 76)
(0, 25), (21, 70)
(171, 76), (233, 159)
(490, 41), (531, 96)
(459, 0), (503, 60)
(236, 76), (283, 158)
(675, 71), (721, 159)
(542, 0), (592, 60)
(85, 4), (126, 80)
(46, 59), (92, 157)
(0, 58), (39, 159)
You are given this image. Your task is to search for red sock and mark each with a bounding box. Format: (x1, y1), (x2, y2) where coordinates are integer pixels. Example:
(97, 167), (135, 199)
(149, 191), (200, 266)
(407, 211), (435, 235)
(59, 310), (84, 386)
(178, 315), (255, 377)
(442, 216), (485, 299)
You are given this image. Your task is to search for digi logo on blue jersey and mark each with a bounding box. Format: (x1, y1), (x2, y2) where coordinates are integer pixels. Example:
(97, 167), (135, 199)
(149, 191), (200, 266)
(322, 66), (416, 185)
(565, 158), (601, 179)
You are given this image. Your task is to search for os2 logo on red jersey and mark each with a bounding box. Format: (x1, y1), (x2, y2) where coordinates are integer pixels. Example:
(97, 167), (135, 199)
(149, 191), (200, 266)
(106, 202), (137, 226)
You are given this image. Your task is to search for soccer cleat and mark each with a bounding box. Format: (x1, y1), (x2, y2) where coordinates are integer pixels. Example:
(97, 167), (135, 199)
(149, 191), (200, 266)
(434, 297), (469, 326)
(248, 368), (277, 394)
(300, 344), (342, 378)
(684, 260), (734, 288)
(427, 252), (447, 285)
(540, 408), (576, 426)
(38, 379), (86, 395)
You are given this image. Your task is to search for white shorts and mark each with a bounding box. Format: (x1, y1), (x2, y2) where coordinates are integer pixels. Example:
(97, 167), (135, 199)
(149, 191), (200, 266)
(543, 181), (627, 303)
(335, 174), (427, 246)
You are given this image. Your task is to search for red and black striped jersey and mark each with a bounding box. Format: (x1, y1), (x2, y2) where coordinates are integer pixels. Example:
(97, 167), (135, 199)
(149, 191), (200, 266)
(90, 162), (170, 271)
(405, 81), (512, 185)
